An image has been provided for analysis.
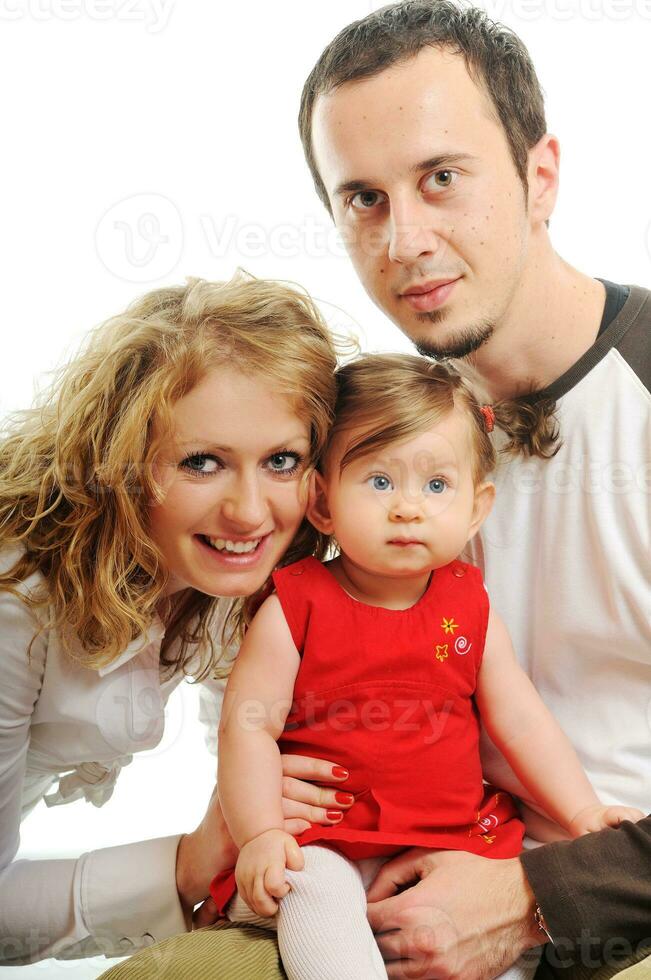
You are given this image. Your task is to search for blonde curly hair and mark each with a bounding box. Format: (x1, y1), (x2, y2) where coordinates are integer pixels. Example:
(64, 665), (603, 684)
(0, 273), (346, 678)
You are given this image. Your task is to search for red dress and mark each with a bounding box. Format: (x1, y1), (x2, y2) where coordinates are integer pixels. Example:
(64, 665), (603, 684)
(211, 557), (524, 914)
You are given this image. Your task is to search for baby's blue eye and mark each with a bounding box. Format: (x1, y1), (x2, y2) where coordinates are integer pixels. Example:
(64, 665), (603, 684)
(370, 475), (393, 492)
(425, 478), (446, 494)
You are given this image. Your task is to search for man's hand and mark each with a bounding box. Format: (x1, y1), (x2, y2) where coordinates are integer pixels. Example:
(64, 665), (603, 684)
(365, 849), (542, 980)
(568, 803), (644, 837)
(235, 829), (304, 918)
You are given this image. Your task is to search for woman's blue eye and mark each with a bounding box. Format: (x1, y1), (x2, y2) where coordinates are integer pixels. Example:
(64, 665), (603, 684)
(267, 453), (301, 474)
(370, 475), (393, 492)
(426, 478), (446, 494)
(182, 454), (220, 476)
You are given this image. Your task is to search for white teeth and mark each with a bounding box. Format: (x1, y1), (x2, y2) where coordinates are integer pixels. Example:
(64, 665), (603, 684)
(206, 536), (261, 554)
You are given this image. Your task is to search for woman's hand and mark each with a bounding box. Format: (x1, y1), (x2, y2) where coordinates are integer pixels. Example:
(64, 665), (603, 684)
(280, 753), (354, 834)
(179, 756), (353, 928)
(176, 785), (238, 922)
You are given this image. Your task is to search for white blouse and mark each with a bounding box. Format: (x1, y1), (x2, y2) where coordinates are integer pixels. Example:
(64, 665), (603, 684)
(0, 551), (233, 964)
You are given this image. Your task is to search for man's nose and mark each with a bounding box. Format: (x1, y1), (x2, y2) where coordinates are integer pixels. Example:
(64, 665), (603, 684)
(220, 473), (267, 529)
(387, 194), (446, 264)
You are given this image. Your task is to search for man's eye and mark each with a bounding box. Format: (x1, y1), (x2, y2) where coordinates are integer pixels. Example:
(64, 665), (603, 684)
(370, 474), (393, 491)
(423, 170), (457, 192)
(181, 454), (221, 476)
(350, 190), (387, 211)
(425, 478), (447, 494)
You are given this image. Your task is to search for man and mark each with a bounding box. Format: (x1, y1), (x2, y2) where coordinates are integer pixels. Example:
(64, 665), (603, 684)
(101, 3), (649, 978)
(297, 3), (651, 977)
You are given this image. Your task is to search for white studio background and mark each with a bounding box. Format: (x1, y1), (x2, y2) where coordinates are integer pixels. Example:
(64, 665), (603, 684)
(1, 1), (650, 976)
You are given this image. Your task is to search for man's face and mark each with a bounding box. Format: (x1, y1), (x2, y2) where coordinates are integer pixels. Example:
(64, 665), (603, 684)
(311, 47), (531, 359)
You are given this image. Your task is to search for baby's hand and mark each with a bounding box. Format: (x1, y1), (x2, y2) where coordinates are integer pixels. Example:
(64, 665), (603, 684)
(235, 829), (304, 918)
(569, 803), (645, 837)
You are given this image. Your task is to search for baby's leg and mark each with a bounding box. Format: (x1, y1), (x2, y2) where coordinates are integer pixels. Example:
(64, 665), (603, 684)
(278, 844), (388, 980)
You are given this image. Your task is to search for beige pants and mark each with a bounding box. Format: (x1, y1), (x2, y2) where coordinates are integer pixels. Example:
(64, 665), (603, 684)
(97, 926), (651, 980)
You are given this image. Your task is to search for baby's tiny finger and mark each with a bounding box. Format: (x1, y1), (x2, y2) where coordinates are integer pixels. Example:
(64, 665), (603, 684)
(252, 873), (278, 918)
(265, 865), (290, 900)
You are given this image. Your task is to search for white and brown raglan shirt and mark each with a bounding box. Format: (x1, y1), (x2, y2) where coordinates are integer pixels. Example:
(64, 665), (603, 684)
(468, 280), (651, 955)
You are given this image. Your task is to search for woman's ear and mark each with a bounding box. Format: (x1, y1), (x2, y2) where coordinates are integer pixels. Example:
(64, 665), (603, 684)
(306, 470), (335, 534)
(468, 481), (495, 540)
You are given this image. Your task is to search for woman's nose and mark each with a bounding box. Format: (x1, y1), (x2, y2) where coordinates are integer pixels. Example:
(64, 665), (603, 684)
(220, 475), (268, 529)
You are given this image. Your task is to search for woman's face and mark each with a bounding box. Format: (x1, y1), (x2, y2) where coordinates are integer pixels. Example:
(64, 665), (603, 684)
(149, 365), (312, 599)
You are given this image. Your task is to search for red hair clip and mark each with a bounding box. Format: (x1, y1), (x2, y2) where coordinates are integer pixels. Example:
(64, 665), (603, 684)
(480, 405), (495, 433)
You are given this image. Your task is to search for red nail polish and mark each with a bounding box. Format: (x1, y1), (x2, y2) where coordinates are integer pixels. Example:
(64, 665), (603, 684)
(332, 766), (349, 779)
(326, 810), (344, 821)
(335, 792), (354, 805)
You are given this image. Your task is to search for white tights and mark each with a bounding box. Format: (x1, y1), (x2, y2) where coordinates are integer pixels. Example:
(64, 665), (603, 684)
(226, 844), (542, 980)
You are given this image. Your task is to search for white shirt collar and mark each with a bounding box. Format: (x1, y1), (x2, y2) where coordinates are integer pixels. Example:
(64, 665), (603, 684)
(98, 615), (166, 677)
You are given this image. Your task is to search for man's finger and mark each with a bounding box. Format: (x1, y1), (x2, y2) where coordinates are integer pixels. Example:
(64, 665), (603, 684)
(367, 896), (403, 933)
(365, 850), (425, 902)
(386, 961), (419, 979)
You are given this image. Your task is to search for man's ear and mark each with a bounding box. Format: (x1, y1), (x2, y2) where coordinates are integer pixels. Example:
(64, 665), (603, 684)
(306, 469), (335, 534)
(468, 481), (495, 540)
(527, 133), (560, 226)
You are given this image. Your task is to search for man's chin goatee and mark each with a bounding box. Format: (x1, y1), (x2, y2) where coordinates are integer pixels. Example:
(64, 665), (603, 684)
(414, 320), (494, 361)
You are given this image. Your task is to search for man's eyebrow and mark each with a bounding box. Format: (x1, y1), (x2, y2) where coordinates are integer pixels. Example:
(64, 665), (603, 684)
(410, 152), (478, 174)
(334, 153), (478, 198)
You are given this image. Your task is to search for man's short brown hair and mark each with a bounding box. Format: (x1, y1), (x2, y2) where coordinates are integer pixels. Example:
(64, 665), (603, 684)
(299, 0), (547, 212)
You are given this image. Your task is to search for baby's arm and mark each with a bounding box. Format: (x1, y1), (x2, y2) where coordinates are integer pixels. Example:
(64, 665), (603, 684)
(475, 608), (643, 838)
(218, 594), (304, 916)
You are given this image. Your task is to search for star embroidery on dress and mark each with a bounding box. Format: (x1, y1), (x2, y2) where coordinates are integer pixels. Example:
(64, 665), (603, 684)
(441, 617), (459, 635)
(435, 644), (449, 662)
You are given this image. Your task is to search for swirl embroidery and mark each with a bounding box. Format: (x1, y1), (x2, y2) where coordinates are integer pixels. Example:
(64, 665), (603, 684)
(454, 636), (472, 656)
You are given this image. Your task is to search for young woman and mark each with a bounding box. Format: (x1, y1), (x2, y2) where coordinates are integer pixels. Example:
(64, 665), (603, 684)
(0, 273), (355, 964)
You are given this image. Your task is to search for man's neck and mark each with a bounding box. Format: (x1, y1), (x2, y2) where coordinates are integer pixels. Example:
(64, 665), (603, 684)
(467, 251), (606, 402)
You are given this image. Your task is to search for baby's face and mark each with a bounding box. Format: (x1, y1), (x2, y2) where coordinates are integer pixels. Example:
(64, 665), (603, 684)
(318, 406), (488, 578)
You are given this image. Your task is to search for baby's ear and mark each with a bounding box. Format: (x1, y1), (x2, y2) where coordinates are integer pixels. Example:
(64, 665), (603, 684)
(468, 480), (495, 540)
(306, 470), (335, 534)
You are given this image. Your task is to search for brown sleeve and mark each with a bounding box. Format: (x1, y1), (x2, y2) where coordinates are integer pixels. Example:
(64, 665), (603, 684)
(520, 815), (651, 948)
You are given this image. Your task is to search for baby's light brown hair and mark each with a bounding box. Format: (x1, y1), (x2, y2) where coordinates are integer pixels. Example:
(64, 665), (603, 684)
(325, 353), (495, 483)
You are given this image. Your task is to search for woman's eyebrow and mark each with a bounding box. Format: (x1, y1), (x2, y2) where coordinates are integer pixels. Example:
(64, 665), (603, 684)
(174, 433), (311, 453)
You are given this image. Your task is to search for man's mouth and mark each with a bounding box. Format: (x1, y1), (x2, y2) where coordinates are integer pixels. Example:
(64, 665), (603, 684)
(400, 278), (460, 313)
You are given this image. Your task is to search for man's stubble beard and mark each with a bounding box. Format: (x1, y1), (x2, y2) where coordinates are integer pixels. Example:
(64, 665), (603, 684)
(412, 308), (495, 361)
